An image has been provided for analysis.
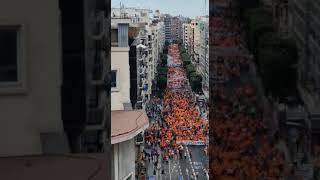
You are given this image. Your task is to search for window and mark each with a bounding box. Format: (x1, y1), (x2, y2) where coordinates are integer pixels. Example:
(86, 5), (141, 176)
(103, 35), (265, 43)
(111, 70), (117, 88)
(0, 26), (18, 82)
(0, 24), (27, 94)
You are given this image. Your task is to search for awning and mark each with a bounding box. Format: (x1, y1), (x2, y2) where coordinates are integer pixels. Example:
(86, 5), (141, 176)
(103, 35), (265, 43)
(111, 110), (149, 144)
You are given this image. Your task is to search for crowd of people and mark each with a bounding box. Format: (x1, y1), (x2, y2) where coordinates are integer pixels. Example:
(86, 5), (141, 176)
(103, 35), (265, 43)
(146, 97), (162, 121)
(209, 1), (286, 179)
(160, 44), (208, 160)
(144, 44), (209, 164)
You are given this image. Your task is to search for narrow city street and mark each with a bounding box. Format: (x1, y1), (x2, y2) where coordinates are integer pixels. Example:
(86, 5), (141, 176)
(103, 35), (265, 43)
(143, 44), (209, 180)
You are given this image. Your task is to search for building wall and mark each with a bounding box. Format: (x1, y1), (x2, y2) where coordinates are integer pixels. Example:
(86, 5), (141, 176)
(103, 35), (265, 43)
(112, 139), (135, 180)
(183, 23), (190, 49)
(198, 19), (209, 97)
(111, 47), (131, 110)
(164, 15), (172, 42)
(289, 0), (320, 89)
(0, 0), (63, 156)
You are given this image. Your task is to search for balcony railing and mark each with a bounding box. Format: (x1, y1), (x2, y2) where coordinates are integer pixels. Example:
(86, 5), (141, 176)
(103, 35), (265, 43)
(87, 108), (104, 126)
(92, 49), (107, 88)
(92, 62), (103, 81)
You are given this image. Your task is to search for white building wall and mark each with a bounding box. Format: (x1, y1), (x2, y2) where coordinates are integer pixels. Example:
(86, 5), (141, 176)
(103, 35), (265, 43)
(158, 22), (165, 53)
(113, 139), (135, 180)
(111, 47), (131, 111)
(194, 23), (201, 72)
(0, 0), (63, 156)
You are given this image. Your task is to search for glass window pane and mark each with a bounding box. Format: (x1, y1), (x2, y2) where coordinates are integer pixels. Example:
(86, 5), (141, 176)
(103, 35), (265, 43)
(0, 28), (18, 82)
(111, 70), (117, 87)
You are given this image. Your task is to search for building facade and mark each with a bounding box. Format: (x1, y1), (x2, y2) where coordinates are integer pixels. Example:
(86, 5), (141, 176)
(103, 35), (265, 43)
(112, 7), (163, 109)
(111, 16), (149, 180)
(183, 23), (190, 49)
(171, 16), (183, 42)
(198, 18), (209, 98)
(0, 0), (110, 156)
(288, 0), (320, 137)
(0, 0), (65, 156)
(164, 14), (172, 43)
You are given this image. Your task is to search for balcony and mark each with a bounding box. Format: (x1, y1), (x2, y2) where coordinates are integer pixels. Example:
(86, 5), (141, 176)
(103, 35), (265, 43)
(137, 56), (144, 61)
(86, 108), (105, 129)
(88, 91), (99, 108)
(137, 95), (143, 102)
(139, 74), (145, 79)
(139, 81), (143, 89)
(138, 67), (145, 74)
(92, 51), (106, 86)
(92, 63), (103, 81)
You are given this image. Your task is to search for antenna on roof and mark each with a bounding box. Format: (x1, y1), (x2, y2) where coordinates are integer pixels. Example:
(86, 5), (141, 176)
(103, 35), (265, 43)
(120, 2), (128, 18)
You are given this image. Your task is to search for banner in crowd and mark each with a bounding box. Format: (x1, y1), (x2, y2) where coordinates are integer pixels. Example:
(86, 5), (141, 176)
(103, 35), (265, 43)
(176, 141), (207, 146)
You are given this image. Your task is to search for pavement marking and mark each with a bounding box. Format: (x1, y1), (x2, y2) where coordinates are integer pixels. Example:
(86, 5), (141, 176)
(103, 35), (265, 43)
(178, 163), (182, 176)
(186, 168), (189, 178)
(192, 161), (204, 171)
(185, 146), (197, 180)
(169, 159), (172, 180)
(204, 168), (209, 180)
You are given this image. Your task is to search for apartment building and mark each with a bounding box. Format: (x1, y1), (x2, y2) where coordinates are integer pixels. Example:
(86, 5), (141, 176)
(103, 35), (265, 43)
(111, 17), (149, 180)
(0, 0), (111, 179)
(198, 18), (209, 98)
(184, 17), (209, 97)
(288, 0), (320, 140)
(158, 21), (165, 53)
(154, 9), (161, 20)
(185, 23), (193, 54)
(195, 19), (203, 71)
(60, 0), (111, 155)
(171, 16), (183, 42)
(189, 19), (199, 64)
(150, 24), (160, 83)
(164, 14), (172, 42)
(183, 23), (190, 49)
(111, 7), (163, 109)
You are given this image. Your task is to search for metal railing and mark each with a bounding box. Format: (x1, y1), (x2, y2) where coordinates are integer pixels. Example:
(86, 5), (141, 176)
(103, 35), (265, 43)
(87, 108), (104, 125)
